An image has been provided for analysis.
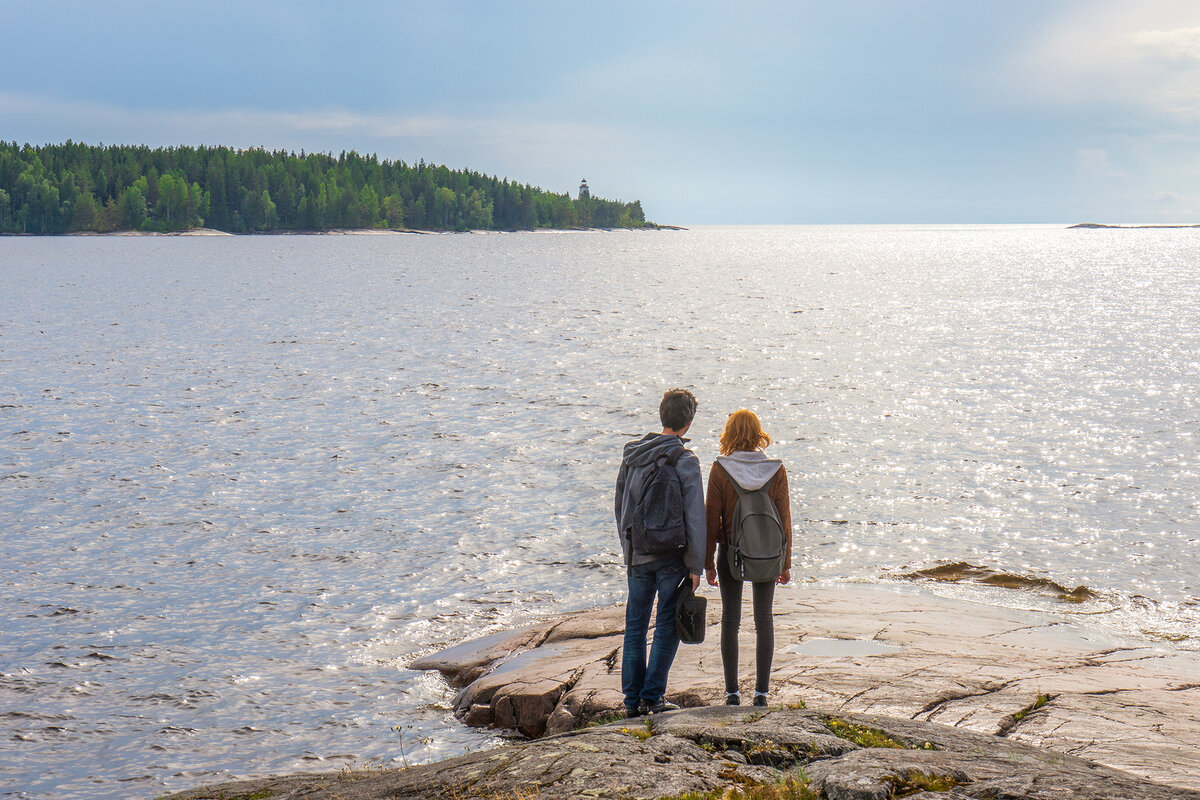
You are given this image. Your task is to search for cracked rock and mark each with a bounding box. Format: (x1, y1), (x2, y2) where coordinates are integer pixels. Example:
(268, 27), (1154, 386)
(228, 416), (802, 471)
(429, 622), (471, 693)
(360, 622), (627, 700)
(413, 584), (1200, 790)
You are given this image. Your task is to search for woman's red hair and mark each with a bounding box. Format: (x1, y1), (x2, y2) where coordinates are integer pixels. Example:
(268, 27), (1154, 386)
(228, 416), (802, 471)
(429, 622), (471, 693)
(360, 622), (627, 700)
(719, 409), (771, 455)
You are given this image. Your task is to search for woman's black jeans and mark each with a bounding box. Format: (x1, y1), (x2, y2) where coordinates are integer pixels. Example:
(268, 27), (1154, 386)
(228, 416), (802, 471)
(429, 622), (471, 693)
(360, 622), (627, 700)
(716, 545), (776, 695)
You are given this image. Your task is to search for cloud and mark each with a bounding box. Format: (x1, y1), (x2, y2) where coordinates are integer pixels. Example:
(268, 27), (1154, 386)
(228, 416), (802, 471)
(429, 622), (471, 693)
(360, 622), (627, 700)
(0, 91), (632, 189)
(1008, 2), (1200, 119)
(0, 91), (599, 148)
(1075, 148), (1125, 179)
(1132, 26), (1200, 61)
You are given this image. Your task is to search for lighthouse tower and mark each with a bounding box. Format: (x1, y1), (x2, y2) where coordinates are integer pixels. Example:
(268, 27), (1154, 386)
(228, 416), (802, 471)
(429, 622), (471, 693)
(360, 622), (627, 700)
(578, 179), (590, 200)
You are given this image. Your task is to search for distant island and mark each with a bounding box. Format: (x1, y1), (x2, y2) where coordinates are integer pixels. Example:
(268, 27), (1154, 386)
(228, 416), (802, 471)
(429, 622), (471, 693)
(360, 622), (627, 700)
(0, 141), (658, 235)
(1070, 222), (1200, 229)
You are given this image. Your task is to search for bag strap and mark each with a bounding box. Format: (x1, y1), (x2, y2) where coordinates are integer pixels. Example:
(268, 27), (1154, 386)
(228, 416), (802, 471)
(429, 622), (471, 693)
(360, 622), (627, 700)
(640, 446), (686, 489)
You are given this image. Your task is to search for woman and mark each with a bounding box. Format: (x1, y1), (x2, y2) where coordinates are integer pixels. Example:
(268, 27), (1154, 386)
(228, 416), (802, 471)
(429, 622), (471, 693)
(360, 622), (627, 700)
(705, 409), (792, 707)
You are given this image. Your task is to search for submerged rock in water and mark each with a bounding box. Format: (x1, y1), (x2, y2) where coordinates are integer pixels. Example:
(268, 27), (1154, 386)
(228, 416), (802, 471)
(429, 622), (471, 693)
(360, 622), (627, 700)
(896, 560), (1096, 602)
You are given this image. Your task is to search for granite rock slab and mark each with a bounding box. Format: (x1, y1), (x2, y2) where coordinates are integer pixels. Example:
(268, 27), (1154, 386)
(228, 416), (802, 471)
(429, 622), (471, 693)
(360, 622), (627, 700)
(416, 584), (1200, 790)
(164, 706), (1200, 800)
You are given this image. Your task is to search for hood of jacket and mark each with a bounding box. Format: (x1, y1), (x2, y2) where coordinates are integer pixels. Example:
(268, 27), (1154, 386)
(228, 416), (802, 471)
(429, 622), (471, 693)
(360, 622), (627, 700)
(716, 450), (783, 490)
(622, 432), (690, 468)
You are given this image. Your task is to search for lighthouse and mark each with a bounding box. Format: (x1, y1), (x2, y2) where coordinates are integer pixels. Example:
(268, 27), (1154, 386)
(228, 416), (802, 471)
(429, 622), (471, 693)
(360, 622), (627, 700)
(578, 178), (590, 200)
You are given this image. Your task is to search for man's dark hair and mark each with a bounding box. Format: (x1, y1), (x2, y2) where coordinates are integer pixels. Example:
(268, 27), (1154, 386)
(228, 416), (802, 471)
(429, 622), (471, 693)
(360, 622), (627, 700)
(659, 388), (697, 431)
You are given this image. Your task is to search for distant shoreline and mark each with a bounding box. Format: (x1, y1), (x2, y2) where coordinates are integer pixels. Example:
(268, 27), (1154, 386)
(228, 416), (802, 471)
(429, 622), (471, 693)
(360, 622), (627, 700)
(1070, 222), (1200, 229)
(1, 143), (658, 236)
(4, 224), (688, 237)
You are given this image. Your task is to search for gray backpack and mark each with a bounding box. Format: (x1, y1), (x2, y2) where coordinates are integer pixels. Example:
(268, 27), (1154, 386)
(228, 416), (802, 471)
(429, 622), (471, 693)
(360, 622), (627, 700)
(720, 462), (785, 582)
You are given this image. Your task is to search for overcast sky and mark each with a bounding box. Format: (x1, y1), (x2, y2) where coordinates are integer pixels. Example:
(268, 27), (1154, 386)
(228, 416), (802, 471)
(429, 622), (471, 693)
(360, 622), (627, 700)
(5, 1), (1200, 224)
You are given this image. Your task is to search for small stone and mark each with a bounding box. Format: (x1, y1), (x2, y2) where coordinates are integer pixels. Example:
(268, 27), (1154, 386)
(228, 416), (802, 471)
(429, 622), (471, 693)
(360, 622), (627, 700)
(463, 703), (492, 727)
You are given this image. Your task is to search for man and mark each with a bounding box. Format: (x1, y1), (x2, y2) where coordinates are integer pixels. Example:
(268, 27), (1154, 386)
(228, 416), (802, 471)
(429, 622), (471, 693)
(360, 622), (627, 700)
(614, 388), (705, 717)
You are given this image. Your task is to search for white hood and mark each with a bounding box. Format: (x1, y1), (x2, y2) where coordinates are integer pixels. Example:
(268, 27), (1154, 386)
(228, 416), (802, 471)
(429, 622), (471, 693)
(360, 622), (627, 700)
(716, 450), (782, 490)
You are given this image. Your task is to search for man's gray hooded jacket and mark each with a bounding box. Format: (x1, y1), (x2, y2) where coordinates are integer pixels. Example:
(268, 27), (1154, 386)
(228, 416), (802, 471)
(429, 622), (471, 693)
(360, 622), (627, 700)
(615, 433), (705, 574)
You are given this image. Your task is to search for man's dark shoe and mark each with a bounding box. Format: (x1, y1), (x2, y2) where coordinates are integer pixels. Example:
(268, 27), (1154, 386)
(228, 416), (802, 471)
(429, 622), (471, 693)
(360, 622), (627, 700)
(625, 705), (645, 718)
(642, 699), (680, 714)
(725, 693), (741, 706)
(752, 694), (768, 707)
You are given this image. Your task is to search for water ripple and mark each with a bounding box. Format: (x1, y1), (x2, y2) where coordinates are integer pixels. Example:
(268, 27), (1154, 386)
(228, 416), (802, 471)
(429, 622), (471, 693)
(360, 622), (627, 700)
(1, 226), (1198, 798)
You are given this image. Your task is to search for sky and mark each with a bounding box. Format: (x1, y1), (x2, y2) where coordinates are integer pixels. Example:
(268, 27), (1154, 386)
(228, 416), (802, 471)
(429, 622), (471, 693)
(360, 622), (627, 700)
(4, 0), (1200, 224)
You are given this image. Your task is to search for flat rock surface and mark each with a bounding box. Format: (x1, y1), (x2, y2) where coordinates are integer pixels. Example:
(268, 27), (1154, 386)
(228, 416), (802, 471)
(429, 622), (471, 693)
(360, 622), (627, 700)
(415, 583), (1200, 790)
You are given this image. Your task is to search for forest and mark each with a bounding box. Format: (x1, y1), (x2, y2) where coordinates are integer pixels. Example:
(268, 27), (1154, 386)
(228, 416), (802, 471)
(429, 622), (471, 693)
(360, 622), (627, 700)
(0, 141), (649, 234)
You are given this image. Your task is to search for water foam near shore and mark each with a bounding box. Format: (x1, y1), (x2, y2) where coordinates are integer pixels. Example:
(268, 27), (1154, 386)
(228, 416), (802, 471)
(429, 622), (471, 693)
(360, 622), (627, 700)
(2, 225), (1198, 798)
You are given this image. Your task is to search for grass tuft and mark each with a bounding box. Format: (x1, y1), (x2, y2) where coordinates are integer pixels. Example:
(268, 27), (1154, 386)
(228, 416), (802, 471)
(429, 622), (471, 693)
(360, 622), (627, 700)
(463, 789), (544, 800)
(823, 717), (906, 749)
(1013, 693), (1056, 723)
(885, 769), (968, 797)
(663, 774), (818, 800)
(620, 718), (655, 741)
(821, 717), (938, 750)
(586, 710), (627, 728)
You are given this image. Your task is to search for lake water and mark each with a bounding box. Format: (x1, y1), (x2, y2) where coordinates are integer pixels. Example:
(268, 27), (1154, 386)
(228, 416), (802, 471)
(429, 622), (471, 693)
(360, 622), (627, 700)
(2, 226), (1198, 798)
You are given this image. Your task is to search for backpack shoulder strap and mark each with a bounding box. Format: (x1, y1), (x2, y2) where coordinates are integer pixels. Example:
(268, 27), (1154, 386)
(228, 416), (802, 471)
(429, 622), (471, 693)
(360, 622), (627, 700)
(640, 446), (686, 492)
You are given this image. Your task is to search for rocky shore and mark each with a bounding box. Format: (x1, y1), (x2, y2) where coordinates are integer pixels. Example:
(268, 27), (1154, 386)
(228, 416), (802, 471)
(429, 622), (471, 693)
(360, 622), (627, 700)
(165, 583), (1200, 799)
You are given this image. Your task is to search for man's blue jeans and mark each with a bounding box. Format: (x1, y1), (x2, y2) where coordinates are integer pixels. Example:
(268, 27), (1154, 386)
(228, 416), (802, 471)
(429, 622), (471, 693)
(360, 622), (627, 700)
(622, 555), (688, 710)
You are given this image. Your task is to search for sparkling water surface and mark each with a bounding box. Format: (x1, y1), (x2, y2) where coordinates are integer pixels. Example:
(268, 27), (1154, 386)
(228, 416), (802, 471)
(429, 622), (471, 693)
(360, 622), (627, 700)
(2, 226), (1198, 798)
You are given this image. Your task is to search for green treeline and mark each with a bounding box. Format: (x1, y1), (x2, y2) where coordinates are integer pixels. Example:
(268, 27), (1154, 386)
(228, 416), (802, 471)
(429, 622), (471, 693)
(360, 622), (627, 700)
(0, 141), (649, 234)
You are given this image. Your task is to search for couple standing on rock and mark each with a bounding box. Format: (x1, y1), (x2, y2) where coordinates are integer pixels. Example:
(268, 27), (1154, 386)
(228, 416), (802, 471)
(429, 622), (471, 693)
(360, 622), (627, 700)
(614, 388), (793, 718)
